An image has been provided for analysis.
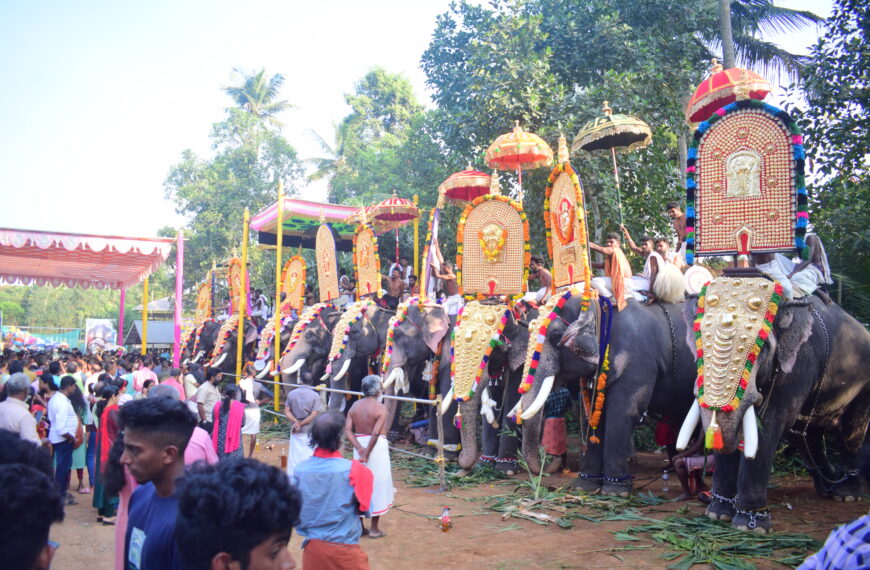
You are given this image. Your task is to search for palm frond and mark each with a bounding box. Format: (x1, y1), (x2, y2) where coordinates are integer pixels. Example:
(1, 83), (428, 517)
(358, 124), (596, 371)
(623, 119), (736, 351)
(733, 34), (809, 83)
(732, 0), (824, 37)
(305, 128), (337, 157)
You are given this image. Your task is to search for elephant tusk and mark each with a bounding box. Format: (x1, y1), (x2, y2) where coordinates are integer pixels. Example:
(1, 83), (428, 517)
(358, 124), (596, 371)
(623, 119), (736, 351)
(192, 350), (205, 363)
(182, 357), (189, 366)
(676, 400), (701, 451)
(284, 359), (305, 375)
(520, 376), (554, 420)
(332, 359), (351, 382)
(383, 368), (402, 391)
(742, 405), (759, 460)
(211, 352), (228, 368)
(270, 370), (280, 377)
(440, 387), (454, 414)
(506, 399), (521, 421)
(256, 366), (270, 379)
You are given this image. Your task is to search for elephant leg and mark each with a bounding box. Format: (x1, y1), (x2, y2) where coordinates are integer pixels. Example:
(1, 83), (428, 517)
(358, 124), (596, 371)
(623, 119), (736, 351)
(732, 433), (781, 534)
(600, 375), (654, 496)
(706, 452), (740, 522)
(792, 426), (839, 497)
(428, 365), (460, 461)
(457, 391), (482, 470)
(574, 420), (604, 493)
(828, 393), (870, 502)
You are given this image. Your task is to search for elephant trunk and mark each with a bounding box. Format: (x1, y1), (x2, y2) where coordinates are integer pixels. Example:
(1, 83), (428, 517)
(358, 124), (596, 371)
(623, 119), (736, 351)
(521, 412), (545, 474)
(519, 343), (560, 472)
(457, 397), (480, 470)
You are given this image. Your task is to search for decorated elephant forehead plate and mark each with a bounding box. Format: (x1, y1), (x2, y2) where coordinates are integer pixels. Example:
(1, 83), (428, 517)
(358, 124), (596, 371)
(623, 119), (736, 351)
(328, 300), (377, 362)
(316, 224), (340, 303)
(687, 100), (806, 264)
(451, 301), (509, 401)
(353, 225), (380, 299)
(458, 195), (529, 297)
(212, 314), (239, 359)
(695, 277), (783, 411)
(282, 256), (306, 312)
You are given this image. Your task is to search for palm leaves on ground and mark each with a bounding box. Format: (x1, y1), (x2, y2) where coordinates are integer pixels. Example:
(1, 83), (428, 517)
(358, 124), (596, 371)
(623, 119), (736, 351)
(711, 0), (824, 83)
(224, 68), (294, 127)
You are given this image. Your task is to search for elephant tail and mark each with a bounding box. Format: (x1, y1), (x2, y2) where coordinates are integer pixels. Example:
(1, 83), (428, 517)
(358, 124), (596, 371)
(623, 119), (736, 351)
(653, 262), (686, 304)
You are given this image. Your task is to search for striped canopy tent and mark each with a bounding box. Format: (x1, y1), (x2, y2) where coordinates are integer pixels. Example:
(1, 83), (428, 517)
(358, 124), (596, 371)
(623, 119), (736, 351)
(0, 228), (178, 355)
(251, 198), (360, 251)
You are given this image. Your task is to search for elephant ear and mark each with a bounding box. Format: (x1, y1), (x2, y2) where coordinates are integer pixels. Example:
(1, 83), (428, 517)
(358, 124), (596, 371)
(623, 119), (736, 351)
(419, 306), (449, 354)
(773, 305), (814, 374)
(244, 323), (260, 345)
(681, 296), (699, 362)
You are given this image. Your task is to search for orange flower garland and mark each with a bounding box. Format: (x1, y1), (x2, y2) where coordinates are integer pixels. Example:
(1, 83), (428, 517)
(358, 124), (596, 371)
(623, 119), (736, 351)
(588, 345), (609, 444)
(543, 160), (591, 288)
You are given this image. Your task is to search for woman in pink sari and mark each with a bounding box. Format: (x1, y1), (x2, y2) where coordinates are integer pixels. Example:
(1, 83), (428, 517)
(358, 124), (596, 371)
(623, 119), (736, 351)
(212, 384), (245, 460)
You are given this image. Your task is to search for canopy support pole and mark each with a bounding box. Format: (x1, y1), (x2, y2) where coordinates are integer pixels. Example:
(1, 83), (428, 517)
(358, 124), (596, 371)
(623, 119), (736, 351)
(413, 194), (419, 279)
(173, 230), (184, 367)
(273, 183), (284, 414)
(141, 277), (148, 355)
(236, 209), (250, 383)
(610, 147), (624, 228)
(117, 287), (126, 345)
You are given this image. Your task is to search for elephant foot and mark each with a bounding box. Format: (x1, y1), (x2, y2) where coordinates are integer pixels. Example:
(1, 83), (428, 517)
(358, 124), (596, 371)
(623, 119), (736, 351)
(478, 455), (495, 466)
(705, 491), (736, 522)
(732, 508), (772, 534)
(828, 470), (862, 502)
(600, 475), (632, 497)
(572, 473), (602, 494)
(543, 456), (563, 475)
(494, 458), (518, 476)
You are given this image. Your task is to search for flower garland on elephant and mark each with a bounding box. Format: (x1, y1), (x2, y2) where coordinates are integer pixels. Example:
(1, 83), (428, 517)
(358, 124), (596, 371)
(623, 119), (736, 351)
(380, 296), (423, 374)
(210, 315), (238, 363)
(256, 314), (295, 361)
(325, 299), (378, 372)
(281, 303), (332, 357)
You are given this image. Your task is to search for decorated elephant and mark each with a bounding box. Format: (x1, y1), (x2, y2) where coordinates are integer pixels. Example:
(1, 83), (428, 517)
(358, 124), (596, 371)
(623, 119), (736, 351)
(322, 300), (393, 410)
(520, 294), (697, 495)
(379, 300), (451, 442)
(517, 292), (600, 475)
(209, 318), (260, 376)
(181, 320), (221, 365)
(276, 304), (341, 386)
(454, 302), (538, 473)
(678, 282), (870, 533)
(253, 314), (297, 380)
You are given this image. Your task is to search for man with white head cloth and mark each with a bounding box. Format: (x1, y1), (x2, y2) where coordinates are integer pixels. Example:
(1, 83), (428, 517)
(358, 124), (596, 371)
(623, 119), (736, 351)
(345, 375), (393, 539)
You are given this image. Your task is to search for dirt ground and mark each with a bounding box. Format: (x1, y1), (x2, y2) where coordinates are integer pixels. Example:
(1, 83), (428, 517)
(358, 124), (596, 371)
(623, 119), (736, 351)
(51, 434), (867, 570)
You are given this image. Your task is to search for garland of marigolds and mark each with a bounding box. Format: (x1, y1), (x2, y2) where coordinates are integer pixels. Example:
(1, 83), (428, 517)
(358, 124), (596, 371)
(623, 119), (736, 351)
(211, 315), (238, 362)
(456, 193), (530, 301)
(543, 161), (592, 287)
(256, 314), (294, 360)
(588, 346), (610, 444)
(282, 303), (331, 357)
(326, 300), (378, 370)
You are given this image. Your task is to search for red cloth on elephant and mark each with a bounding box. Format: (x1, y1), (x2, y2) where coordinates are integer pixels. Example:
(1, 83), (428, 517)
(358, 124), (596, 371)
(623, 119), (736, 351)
(302, 538), (369, 570)
(542, 418), (567, 455)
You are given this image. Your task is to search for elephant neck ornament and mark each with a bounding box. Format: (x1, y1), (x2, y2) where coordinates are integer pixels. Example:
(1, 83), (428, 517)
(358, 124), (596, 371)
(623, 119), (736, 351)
(211, 315), (239, 362)
(450, 301), (510, 403)
(687, 277), (783, 451)
(282, 303), (333, 357)
(256, 314), (295, 361)
(326, 299), (379, 368)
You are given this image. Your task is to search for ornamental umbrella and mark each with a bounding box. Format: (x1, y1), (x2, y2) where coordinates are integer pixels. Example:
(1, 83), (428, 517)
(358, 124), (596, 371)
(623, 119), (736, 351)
(685, 59), (770, 123)
(368, 194), (420, 264)
(485, 122), (553, 203)
(572, 101), (652, 226)
(438, 168), (491, 205)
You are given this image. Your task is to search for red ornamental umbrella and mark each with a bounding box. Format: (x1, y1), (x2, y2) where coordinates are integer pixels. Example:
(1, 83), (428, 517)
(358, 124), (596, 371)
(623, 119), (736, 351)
(438, 168), (491, 205)
(485, 121), (553, 202)
(369, 194), (420, 264)
(685, 59), (771, 123)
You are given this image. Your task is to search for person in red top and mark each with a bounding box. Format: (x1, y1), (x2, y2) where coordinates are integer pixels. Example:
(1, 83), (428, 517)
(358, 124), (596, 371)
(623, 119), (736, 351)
(92, 384), (121, 524)
(159, 368), (186, 401)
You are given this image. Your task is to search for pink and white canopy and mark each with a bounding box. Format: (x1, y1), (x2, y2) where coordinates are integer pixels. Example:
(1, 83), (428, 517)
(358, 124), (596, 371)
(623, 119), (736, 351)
(0, 228), (173, 290)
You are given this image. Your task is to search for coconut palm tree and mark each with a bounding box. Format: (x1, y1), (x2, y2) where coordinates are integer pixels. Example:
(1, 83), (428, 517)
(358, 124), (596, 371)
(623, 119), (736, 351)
(714, 0), (823, 83)
(304, 124), (349, 188)
(224, 68), (294, 127)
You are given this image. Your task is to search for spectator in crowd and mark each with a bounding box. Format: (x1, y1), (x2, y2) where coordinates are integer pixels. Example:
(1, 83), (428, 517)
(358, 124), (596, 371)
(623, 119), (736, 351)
(284, 383), (321, 478)
(799, 514), (870, 569)
(239, 364), (268, 458)
(48, 376), (79, 505)
(0, 372), (40, 444)
(195, 367), (222, 434)
(345, 375), (393, 539)
(133, 356), (158, 392)
(67, 378), (93, 495)
(160, 368), (186, 401)
(93, 384), (121, 525)
(176, 458), (302, 570)
(212, 384), (245, 460)
(296, 412), (373, 569)
(0, 429), (65, 570)
(120, 397), (196, 570)
(148, 384), (217, 466)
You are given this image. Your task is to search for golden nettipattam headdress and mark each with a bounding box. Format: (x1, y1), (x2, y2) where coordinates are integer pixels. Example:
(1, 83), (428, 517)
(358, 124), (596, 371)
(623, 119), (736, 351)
(353, 218), (381, 298)
(315, 218), (340, 303)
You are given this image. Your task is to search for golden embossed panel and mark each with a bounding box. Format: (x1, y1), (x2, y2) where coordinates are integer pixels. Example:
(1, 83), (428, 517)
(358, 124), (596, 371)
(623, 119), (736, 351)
(316, 224), (340, 302)
(461, 199), (525, 296)
(354, 226), (380, 298)
(451, 301), (506, 400)
(194, 280), (212, 326)
(281, 256), (306, 312)
(549, 171), (589, 288)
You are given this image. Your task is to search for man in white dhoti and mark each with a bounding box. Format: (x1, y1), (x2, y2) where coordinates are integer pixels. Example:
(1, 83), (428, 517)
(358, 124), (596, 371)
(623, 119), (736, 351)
(346, 375), (393, 539)
(622, 227), (666, 303)
(753, 252), (797, 300)
(789, 234), (834, 304)
(284, 383), (321, 478)
(523, 256), (553, 305)
(436, 262), (464, 316)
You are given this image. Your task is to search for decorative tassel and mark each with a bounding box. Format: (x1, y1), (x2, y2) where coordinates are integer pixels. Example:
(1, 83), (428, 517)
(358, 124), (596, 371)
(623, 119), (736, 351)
(705, 410), (724, 450)
(590, 433), (600, 444)
(454, 412), (462, 430)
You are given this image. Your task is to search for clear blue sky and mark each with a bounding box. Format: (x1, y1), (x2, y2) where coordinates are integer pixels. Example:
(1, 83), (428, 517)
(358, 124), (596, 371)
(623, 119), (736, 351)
(0, 0), (829, 238)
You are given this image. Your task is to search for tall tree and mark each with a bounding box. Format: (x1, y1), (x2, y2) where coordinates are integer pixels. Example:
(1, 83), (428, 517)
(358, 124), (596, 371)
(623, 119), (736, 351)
(303, 124), (350, 194)
(224, 68), (294, 127)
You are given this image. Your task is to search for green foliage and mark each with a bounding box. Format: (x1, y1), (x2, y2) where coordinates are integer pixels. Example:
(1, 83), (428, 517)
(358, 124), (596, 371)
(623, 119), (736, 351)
(788, 0), (870, 322)
(163, 70), (304, 304)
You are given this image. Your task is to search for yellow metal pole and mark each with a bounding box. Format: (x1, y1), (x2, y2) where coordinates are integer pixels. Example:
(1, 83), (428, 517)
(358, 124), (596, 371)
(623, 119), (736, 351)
(273, 182), (284, 413)
(413, 194), (420, 279)
(141, 276), (149, 355)
(235, 208), (250, 383)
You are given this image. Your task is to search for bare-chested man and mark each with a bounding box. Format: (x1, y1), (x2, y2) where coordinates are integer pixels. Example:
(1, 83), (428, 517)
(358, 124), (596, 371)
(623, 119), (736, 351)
(589, 232), (633, 311)
(435, 262), (463, 316)
(667, 201), (687, 260)
(525, 256), (552, 305)
(346, 375), (394, 538)
(383, 268), (405, 310)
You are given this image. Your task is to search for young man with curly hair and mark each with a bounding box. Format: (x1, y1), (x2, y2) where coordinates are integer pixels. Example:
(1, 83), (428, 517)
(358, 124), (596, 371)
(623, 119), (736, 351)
(176, 457), (302, 570)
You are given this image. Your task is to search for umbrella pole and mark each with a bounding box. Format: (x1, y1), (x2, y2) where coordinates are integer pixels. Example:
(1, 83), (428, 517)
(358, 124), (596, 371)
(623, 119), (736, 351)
(517, 166), (523, 203)
(395, 228), (399, 265)
(610, 147), (624, 227)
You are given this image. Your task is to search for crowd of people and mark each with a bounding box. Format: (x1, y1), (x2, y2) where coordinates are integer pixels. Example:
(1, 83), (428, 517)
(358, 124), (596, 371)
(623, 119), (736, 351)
(0, 349), (400, 569)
